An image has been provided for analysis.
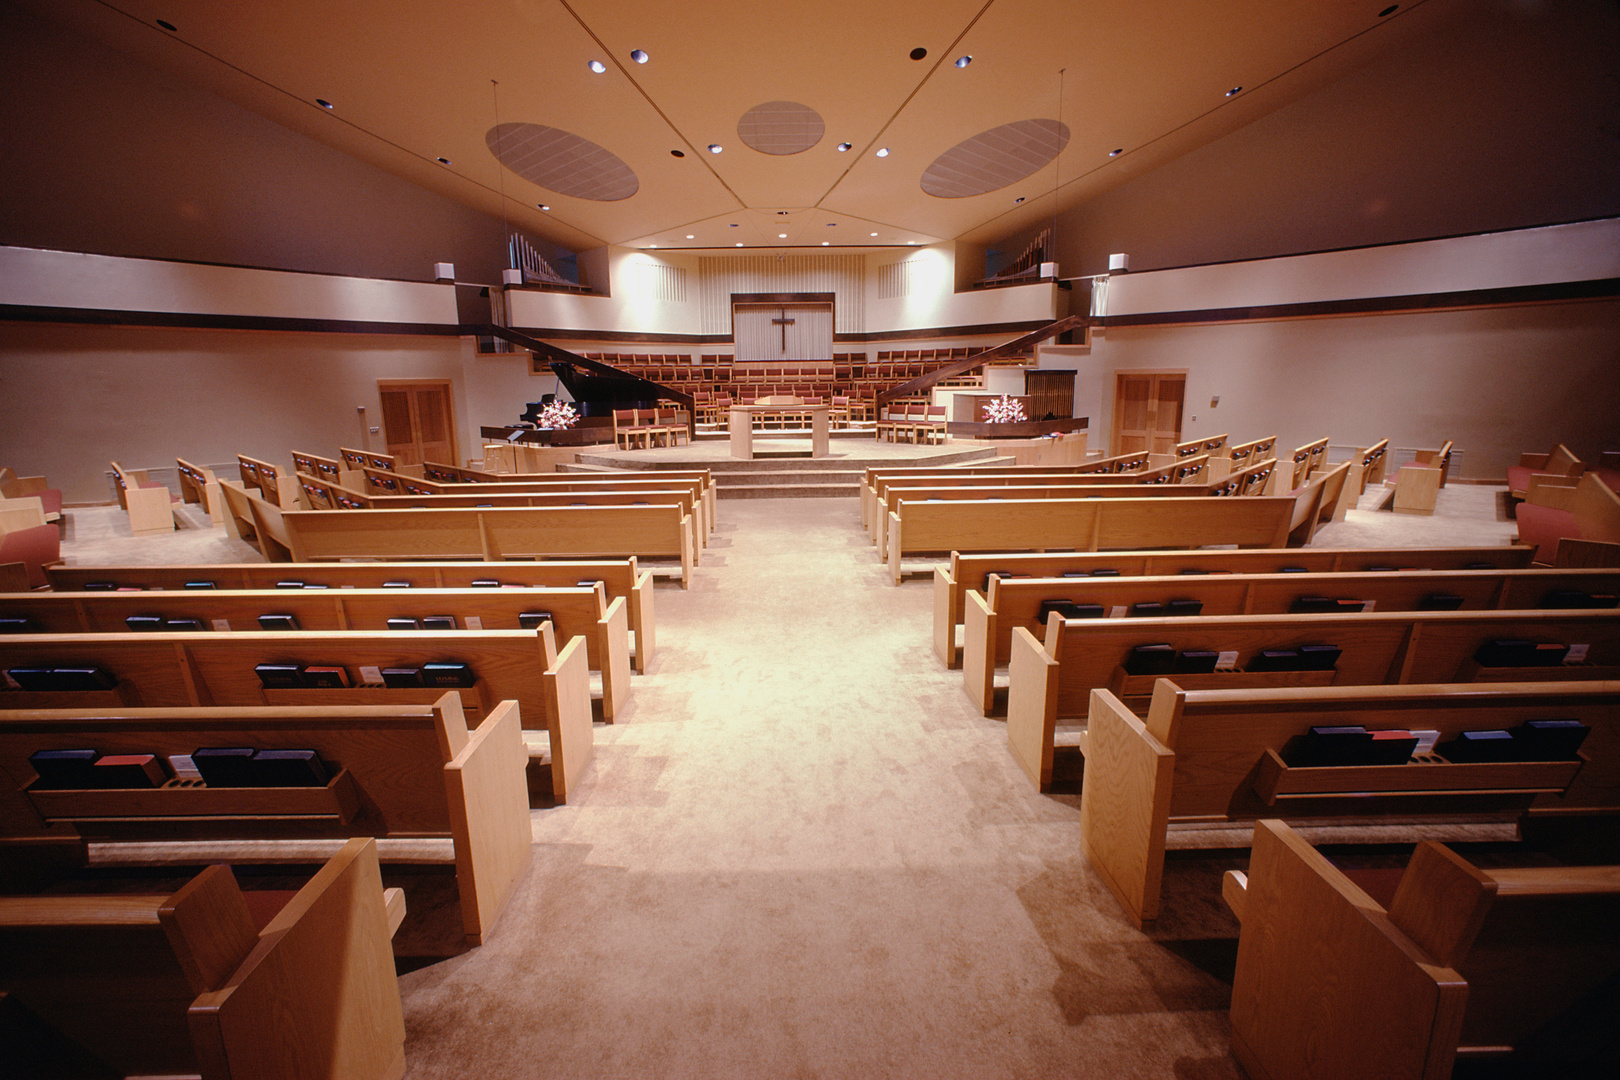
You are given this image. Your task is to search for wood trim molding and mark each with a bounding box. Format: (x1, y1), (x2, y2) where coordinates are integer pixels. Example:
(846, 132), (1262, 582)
(0, 304), (464, 337)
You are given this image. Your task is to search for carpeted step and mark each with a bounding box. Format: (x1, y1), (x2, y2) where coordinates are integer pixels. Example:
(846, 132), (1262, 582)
(718, 482), (860, 499)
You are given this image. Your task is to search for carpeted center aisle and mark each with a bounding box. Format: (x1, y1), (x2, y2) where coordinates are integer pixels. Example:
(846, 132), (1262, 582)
(396, 497), (1240, 1079)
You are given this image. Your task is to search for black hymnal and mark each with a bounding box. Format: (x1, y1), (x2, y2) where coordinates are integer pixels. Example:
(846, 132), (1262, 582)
(420, 616), (457, 631)
(34, 667), (118, 691)
(1178, 569), (1211, 575)
(1060, 571), (1089, 578)
(1129, 602), (1164, 617)
(301, 665), (350, 688)
(519, 611), (555, 630)
(275, 581), (306, 589)
(250, 749), (329, 787)
(1280, 567), (1308, 573)
(1291, 597), (1339, 614)
(1167, 599), (1203, 617)
(422, 662), (476, 688)
(183, 580), (217, 589)
(1090, 568), (1121, 577)
(1173, 650), (1219, 674)
(471, 579), (501, 588)
(83, 581), (118, 590)
(0, 616), (33, 633)
(28, 749), (99, 789)
(1249, 649), (1301, 672)
(1039, 600), (1103, 622)
(254, 663), (303, 689)
(304, 584), (329, 590)
(578, 580), (604, 589)
(1367, 730), (1419, 765)
(8, 667), (54, 690)
(193, 746), (257, 787)
(387, 617), (420, 631)
(91, 754), (167, 789)
(1474, 639), (1568, 667)
(1511, 719), (1590, 760)
(381, 667), (424, 688)
(1463, 562), (1494, 570)
(1540, 590), (1592, 609)
(1288, 726), (1374, 767)
(382, 580), (413, 588)
(1298, 644), (1343, 671)
(1440, 729), (1518, 763)
(257, 613), (299, 631)
(125, 614), (166, 631)
(1365, 566), (1397, 573)
(166, 618), (206, 631)
(1418, 594), (1465, 611)
(1124, 644), (1177, 676)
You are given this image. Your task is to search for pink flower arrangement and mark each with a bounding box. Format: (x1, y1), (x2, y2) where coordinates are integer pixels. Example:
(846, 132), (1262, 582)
(536, 400), (579, 430)
(981, 394), (1026, 424)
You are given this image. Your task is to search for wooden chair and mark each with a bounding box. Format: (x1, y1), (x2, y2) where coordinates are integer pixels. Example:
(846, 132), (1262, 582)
(1226, 818), (1620, 1080)
(0, 838), (407, 1080)
(613, 408), (649, 450)
(0, 467), (61, 524)
(109, 461), (178, 536)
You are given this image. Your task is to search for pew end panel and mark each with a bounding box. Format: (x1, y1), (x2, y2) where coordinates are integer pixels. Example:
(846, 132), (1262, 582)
(443, 699), (534, 945)
(186, 837), (407, 1080)
(932, 564), (960, 668)
(1006, 622), (1061, 790)
(962, 588), (998, 715)
(1078, 688), (1175, 928)
(543, 632), (595, 804)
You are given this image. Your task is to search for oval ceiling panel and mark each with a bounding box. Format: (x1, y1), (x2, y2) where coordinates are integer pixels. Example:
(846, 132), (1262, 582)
(737, 101), (825, 155)
(920, 119), (1071, 199)
(486, 123), (639, 202)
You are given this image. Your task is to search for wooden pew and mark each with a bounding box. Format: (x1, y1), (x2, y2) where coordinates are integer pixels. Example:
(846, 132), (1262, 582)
(961, 567), (1620, 714)
(1080, 679), (1620, 926)
(1516, 470), (1620, 566)
(862, 462), (1201, 530)
(280, 503), (695, 588)
(1508, 442), (1585, 504)
(110, 460), (178, 536)
(0, 693), (529, 946)
(341, 446), (403, 475)
(48, 557), (658, 674)
(1285, 436), (1330, 490)
(291, 448), (362, 491)
(1225, 818), (1620, 1079)
(3, 583), (633, 721)
(236, 454), (300, 510)
(933, 544), (1538, 668)
(219, 479), (294, 560)
(0, 467), (61, 524)
(0, 837), (407, 1080)
(0, 500), (60, 591)
(1006, 607), (1620, 792)
(0, 625), (593, 803)
(176, 457), (225, 525)
(886, 493), (1302, 585)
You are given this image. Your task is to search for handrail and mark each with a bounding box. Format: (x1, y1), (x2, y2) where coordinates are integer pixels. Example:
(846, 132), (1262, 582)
(874, 316), (1086, 409)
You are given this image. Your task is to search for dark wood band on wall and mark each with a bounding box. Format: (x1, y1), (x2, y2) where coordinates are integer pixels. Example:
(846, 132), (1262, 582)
(1102, 276), (1620, 328)
(0, 304), (465, 337)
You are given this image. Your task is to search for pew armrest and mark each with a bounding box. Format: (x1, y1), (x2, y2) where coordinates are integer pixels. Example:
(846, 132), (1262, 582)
(1006, 626), (1060, 790)
(444, 700), (534, 945)
(186, 838), (407, 1080)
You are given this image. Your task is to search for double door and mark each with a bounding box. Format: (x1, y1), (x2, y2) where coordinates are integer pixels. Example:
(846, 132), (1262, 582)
(1112, 373), (1185, 456)
(378, 380), (456, 468)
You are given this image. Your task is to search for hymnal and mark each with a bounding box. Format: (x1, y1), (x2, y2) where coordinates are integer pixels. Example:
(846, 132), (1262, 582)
(193, 747), (257, 787)
(275, 581), (306, 589)
(1288, 726), (1373, 767)
(1417, 594), (1465, 611)
(422, 661), (476, 688)
(382, 580), (413, 588)
(1178, 569), (1211, 575)
(257, 613), (299, 631)
(7, 667), (55, 690)
(83, 581), (118, 590)
(166, 618), (206, 631)
(28, 749), (99, 789)
(45, 668), (118, 691)
(387, 617), (420, 631)
(1124, 644), (1177, 676)
(1511, 719), (1590, 760)
(1367, 730), (1419, 765)
(1167, 599), (1203, 616)
(519, 611), (555, 630)
(381, 667), (424, 688)
(1129, 602), (1164, 618)
(301, 665), (350, 688)
(1474, 639), (1568, 667)
(1173, 650), (1219, 674)
(91, 753), (167, 789)
(254, 663), (303, 689)
(420, 616), (457, 630)
(183, 580), (217, 589)
(577, 580), (603, 589)
(1441, 729), (1518, 763)
(1090, 569), (1121, 577)
(125, 614), (165, 631)
(1248, 649), (1301, 672)
(1298, 644), (1342, 670)
(0, 617), (33, 633)
(250, 749), (330, 787)
(1038, 600), (1103, 622)
(1291, 597), (1339, 614)
(471, 579), (501, 588)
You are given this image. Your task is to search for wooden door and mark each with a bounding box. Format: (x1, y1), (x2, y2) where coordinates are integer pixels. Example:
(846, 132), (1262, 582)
(1112, 373), (1185, 455)
(378, 381), (457, 468)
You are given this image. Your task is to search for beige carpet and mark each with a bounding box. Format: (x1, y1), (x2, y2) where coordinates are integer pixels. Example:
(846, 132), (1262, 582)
(49, 480), (1523, 1078)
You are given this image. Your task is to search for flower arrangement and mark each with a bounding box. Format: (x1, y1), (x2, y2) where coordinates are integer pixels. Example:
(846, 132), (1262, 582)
(981, 394), (1027, 424)
(536, 400), (579, 430)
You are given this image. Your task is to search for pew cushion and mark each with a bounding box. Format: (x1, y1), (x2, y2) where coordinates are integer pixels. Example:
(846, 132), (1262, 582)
(0, 522), (60, 589)
(1515, 501), (1581, 564)
(1594, 468), (1620, 495)
(1506, 464), (1537, 497)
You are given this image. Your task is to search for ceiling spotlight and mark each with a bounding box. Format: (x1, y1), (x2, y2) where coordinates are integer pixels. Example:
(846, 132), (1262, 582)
(955, 55), (972, 68)
(777, 210), (789, 215)
(588, 60), (607, 74)
(437, 157), (452, 165)
(1109, 148), (1123, 157)
(1379, 4), (1399, 14)
(1226, 86), (1242, 97)
(909, 47), (928, 60)
(630, 49), (649, 64)
(538, 204), (550, 211)
(870, 232), (879, 237)
(736, 242), (744, 247)
(875, 147), (890, 158)
(907, 241), (917, 245)
(1015, 196), (1025, 204)
(822, 241), (830, 246)
(779, 233), (788, 238)
(156, 18), (177, 31)
(708, 144), (723, 154)
(315, 98), (334, 110)
(686, 234), (695, 239)
(649, 244), (658, 249)
(670, 149), (685, 157)
(837, 142), (852, 152)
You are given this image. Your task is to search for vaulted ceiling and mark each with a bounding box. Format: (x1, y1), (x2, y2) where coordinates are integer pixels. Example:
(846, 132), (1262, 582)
(22, 0), (1454, 256)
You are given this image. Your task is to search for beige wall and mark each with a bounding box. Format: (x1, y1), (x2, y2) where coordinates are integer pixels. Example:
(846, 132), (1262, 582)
(0, 322), (474, 503)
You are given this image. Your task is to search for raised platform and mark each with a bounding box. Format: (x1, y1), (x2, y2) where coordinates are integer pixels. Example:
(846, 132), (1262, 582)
(568, 437), (1006, 498)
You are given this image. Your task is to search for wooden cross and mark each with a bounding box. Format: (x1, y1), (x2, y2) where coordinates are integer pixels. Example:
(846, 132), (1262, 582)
(771, 307), (795, 350)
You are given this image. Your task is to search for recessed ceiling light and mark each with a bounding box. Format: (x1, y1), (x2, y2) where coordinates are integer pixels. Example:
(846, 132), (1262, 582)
(315, 98), (334, 110)
(875, 147), (890, 158)
(630, 49), (649, 64)
(837, 142), (852, 152)
(671, 149), (685, 158)
(909, 47), (928, 60)
(955, 55), (972, 68)
(822, 241), (830, 246)
(777, 210), (788, 215)
(1015, 196), (1025, 204)
(686, 234), (695, 239)
(736, 242), (744, 247)
(649, 244), (658, 248)
(437, 157), (452, 165)
(538, 204), (550, 211)
(588, 60), (607, 74)
(907, 241), (917, 245)
(1379, 4), (1399, 15)
(1109, 148), (1123, 157)
(709, 144), (723, 154)
(1226, 86), (1242, 97)
(870, 232), (879, 237)
(156, 18), (177, 31)
(779, 233), (787, 238)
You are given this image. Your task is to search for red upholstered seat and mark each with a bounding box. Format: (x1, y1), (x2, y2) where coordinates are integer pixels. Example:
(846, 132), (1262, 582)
(1515, 501), (1581, 564)
(1593, 468), (1620, 495)
(1505, 464), (1536, 496)
(0, 521), (61, 588)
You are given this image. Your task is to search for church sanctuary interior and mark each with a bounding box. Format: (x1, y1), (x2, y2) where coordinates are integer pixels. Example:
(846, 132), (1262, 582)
(3, 0), (1620, 1076)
